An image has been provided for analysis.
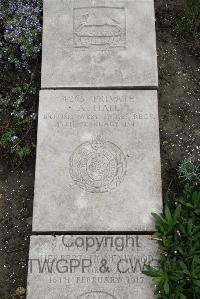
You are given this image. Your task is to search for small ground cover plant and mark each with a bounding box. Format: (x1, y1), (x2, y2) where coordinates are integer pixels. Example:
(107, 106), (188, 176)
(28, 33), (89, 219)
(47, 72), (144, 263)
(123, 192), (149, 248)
(178, 155), (200, 187)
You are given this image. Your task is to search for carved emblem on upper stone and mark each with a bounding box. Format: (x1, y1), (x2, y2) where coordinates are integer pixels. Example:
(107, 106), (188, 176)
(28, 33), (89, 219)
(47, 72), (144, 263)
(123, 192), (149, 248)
(73, 7), (126, 49)
(69, 137), (127, 193)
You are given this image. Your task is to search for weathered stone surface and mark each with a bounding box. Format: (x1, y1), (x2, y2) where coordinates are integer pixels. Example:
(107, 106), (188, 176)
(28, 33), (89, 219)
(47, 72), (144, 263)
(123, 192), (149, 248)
(32, 90), (162, 232)
(41, 0), (158, 88)
(27, 235), (159, 298)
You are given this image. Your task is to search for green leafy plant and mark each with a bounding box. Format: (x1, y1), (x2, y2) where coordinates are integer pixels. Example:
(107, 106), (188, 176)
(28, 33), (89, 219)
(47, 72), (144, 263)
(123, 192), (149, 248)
(15, 145), (31, 159)
(144, 186), (200, 299)
(0, 130), (15, 146)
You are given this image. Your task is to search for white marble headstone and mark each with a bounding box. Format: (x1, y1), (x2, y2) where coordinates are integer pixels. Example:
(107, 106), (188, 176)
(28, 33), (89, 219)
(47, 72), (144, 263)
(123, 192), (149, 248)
(32, 90), (162, 232)
(41, 0), (158, 88)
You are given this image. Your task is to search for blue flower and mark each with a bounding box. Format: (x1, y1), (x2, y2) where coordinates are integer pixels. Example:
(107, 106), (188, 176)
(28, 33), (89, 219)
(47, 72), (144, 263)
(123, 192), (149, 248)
(30, 113), (38, 120)
(11, 136), (19, 143)
(1, 0), (42, 69)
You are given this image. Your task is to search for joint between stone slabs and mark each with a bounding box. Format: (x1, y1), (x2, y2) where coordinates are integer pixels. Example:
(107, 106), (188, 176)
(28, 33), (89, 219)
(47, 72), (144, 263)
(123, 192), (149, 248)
(30, 231), (157, 236)
(40, 86), (158, 91)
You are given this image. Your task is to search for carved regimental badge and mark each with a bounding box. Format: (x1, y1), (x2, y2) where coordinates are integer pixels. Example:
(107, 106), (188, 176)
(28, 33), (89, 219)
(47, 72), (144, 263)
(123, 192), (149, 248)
(73, 7), (126, 49)
(69, 138), (127, 193)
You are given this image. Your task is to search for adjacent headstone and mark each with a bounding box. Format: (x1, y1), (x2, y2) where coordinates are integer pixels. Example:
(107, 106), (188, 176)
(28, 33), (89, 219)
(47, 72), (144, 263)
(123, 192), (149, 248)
(41, 0), (158, 88)
(32, 90), (162, 232)
(27, 235), (159, 298)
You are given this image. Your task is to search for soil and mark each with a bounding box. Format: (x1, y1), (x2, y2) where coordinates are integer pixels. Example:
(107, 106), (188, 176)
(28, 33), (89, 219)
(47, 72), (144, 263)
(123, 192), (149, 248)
(0, 0), (199, 298)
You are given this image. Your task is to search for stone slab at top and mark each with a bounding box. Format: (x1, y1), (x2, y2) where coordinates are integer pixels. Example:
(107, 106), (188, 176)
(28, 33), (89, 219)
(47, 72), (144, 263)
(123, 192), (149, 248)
(41, 0), (158, 88)
(32, 90), (162, 232)
(27, 235), (158, 298)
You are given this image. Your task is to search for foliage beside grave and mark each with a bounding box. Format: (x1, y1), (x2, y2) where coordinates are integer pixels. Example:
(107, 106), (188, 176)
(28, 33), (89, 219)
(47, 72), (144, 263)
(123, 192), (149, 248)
(144, 160), (200, 298)
(0, 0), (42, 161)
(176, 0), (200, 55)
(0, 0), (42, 69)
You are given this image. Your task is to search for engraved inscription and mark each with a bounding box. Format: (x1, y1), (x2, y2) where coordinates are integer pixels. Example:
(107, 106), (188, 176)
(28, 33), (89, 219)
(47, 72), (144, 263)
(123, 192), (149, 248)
(28, 235), (159, 298)
(69, 138), (127, 193)
(77, 291), (117, 299)
(74, 7), (126, 49)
